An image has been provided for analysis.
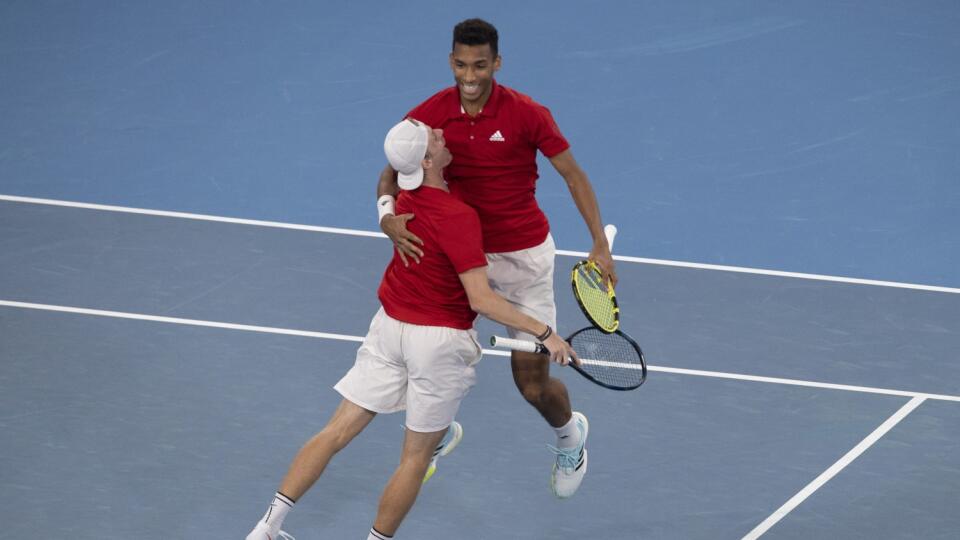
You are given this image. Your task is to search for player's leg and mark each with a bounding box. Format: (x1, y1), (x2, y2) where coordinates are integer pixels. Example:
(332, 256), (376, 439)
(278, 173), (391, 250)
(368, 322), (481, 539)
(488, 233), (574, 425)
(422, 419), (462, 483)
(511, 348), (571, 425)
(247, 307), (408, 539)
(407, 323), (480, 485)
(247, 399), (376, 540)
(509, 350), (588, 497)
(485, 234), (568, 420)
(510, 349), (572, 426)
(488, 234), (589, 498)
(371, 426), (448, 537)
(278, 399), (377, 500)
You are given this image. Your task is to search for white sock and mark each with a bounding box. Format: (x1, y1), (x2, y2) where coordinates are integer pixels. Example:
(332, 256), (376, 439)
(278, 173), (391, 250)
(553, 415), (579, 449)
(260, 492), (295, 530)
(368, 527), (393, 539)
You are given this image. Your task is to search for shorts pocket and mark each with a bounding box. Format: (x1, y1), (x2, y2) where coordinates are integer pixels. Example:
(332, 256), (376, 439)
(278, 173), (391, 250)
(460, 329), (483, 367)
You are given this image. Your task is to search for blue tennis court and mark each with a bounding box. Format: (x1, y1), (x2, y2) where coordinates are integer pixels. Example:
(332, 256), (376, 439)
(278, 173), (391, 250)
(2, 2), (958, 539)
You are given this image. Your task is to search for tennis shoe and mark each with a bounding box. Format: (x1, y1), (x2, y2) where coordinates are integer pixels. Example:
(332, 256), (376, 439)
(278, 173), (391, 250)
(245, 521), (295, 540)
(422, 420), (463, 484)
(549, 411), (589, 499)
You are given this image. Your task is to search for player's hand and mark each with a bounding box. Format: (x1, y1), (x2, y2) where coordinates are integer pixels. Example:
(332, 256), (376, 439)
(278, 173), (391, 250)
(589, 240), (618, 289)
(381, 213), (424, 266)
(543, 333), (580, 367)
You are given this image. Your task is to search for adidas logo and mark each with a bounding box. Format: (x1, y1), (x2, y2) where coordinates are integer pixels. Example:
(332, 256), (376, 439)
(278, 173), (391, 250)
(489, 130), (505, 142)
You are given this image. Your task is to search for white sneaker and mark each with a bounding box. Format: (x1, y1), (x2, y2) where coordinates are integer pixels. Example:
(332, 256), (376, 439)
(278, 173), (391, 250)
(422, 420), (463, 484)
(549, 412), (589, 499)
(246, 521), (295, 540)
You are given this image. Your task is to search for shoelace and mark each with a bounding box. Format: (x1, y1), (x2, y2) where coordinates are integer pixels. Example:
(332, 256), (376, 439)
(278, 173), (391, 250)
(547, 444), (582, 472)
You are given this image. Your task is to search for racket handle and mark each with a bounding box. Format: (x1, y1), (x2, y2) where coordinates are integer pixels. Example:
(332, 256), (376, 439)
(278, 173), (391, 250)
(604, 224), (617, 251)
(489, 335), (547, 355)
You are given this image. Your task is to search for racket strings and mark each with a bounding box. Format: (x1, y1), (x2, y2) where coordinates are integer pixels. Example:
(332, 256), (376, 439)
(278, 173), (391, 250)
(574, 265), (617, 330)
(569, 328), (645, 389)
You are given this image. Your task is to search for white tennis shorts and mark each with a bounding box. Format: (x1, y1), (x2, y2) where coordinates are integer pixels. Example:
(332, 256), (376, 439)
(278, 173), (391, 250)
(334, 307), (482, 433)
(485, 233), (557, 342)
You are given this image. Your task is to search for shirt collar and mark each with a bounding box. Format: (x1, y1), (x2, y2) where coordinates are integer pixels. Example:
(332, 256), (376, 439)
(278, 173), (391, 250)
(454, 79), (501, 118)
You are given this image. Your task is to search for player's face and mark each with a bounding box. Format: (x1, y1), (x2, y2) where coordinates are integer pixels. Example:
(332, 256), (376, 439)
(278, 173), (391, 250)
(449, 43), (501, 106)
(427, 128), (452, 168)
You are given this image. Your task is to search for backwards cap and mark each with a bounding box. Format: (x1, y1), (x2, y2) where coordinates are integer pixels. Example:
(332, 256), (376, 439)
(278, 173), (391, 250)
(384, 119), (429, 190)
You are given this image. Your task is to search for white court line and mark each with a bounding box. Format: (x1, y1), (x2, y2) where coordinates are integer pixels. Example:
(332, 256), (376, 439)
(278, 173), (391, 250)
(741, 396), (927, 539)
(2, 193), (957, 295)
(3, 299), (959, 403)
(555, 249), (960, 294)
(0, 194), (383, 239)
(651, 365), (960, 402)
(0, 300), (363, 343)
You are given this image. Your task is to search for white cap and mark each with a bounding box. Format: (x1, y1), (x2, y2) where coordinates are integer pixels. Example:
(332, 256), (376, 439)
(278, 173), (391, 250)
(384, 119), (429, 190)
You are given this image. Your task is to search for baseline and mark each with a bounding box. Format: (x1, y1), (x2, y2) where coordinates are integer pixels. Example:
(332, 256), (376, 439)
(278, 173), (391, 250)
(2, 194), (956, 294)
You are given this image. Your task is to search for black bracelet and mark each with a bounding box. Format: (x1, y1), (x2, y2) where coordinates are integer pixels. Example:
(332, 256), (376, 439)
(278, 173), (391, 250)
(536, 325), (553, 342)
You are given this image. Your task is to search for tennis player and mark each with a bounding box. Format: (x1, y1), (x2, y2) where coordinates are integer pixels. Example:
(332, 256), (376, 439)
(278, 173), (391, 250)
(377, 18), (615, 499)
(246, 118), (577, 540)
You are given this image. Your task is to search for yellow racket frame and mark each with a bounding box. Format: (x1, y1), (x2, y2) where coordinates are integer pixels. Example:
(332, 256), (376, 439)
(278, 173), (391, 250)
(571, 259), (619, 333)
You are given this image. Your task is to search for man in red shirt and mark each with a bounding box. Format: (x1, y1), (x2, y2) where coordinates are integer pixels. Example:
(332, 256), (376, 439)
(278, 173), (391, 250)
(377, 19), (616, 499)
(247, 119), (577, 540)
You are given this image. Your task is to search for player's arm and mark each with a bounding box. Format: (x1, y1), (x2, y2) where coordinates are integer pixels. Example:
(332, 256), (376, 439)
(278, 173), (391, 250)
(459, 266), (578, 365)
(377, 164), (424, 266)
(548, 149), (618, 286)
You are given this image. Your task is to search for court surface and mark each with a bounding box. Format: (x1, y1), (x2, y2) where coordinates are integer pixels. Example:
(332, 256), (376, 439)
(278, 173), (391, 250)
(2, 2), (959, 539)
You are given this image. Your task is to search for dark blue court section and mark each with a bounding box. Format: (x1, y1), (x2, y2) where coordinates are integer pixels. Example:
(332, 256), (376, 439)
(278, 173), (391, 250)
(1, 1), (958, 286)
(2, 203), (959, 538)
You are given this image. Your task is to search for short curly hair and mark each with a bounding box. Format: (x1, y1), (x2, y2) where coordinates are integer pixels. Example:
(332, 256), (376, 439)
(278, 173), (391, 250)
(452, 18), (499, 57)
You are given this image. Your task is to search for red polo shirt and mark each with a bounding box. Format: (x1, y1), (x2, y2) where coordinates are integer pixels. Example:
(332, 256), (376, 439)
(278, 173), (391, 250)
(407, 81), (570, 253)
(378, 186), (488, 330)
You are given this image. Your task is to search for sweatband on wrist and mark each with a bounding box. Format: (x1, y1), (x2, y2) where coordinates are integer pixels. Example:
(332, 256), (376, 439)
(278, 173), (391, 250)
(377, 195), (396, 223)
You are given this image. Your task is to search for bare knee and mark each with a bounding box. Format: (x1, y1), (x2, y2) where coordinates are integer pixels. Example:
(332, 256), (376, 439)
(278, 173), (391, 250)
(313, 400), (376, 453)
(512, 351), (551, 405)
(511, 351), (572, 426)
(314, 424), (357, 453)
(516, 378), (548, 406)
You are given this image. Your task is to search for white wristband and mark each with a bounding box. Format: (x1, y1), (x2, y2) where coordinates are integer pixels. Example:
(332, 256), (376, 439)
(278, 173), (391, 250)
(377, 195), (396, 224)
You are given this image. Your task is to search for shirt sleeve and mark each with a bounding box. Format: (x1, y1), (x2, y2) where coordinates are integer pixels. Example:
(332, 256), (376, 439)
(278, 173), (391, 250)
(406, 102), (428, 122)
(436, 205), (487, 274)
(406, 89), (448, 127)
(528, 102), (570, 158)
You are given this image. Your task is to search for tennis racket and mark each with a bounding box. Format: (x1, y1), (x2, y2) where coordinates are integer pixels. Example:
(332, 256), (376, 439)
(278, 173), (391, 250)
(572, 224), (619, 333)
(490, 327), (646, 391)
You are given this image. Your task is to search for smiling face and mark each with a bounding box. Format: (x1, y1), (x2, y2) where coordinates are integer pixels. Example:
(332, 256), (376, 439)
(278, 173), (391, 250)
(449, 43), (501, 111)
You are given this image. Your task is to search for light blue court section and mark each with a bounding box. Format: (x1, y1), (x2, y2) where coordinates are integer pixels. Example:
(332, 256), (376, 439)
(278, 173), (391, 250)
(771, 398), (960, 540)
(1, 1), (958, 287)
(3, 307), (958, 539)
(2, 202), (959, 538)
